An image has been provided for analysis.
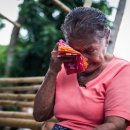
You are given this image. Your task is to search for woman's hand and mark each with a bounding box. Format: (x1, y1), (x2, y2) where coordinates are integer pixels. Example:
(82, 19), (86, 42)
(49, 44), (62, 74)
(49, 43), (75, 74)
(33, 43), (75, 122)
(93, 116), (127, 130)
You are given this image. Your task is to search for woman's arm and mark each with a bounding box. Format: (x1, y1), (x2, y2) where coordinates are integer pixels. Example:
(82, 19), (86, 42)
(94, 116), (127, 130)
(33, 44), (77, 122)
(33, 70), (58, 121)
(33, 45), (62, 122)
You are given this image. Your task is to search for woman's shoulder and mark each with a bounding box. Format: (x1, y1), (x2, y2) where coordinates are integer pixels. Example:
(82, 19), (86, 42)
(101, 56), (130, 80)
(113, 56), (130, 63)
(109, 56), (130, 69)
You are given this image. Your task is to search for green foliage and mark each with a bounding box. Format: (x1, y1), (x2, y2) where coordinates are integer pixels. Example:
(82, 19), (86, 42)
(0, 45), (7, 77)
(0, 18), (5, 29)
(1, 0), (112, 77)
(11, 0), (65, 76)
(93, 0), (112, 15)
(3, 106), (20, 112)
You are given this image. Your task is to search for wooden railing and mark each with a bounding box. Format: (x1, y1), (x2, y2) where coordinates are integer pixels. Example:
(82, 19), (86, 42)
(0, 77), (56, 130)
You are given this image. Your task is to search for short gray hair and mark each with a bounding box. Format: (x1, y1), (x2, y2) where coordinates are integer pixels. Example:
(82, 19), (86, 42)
(61, 7), (109, 40)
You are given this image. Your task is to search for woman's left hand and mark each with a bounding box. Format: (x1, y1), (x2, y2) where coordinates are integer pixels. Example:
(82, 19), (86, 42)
(94, 116), (127, 130)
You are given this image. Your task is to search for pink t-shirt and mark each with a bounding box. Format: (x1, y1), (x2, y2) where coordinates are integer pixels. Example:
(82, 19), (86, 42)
(54, 56), (130, 130)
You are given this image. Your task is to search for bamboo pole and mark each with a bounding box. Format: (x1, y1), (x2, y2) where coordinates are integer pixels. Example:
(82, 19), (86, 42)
(0, 111), (33, 119)
(0, 117), (43, 129)
(0, 111), (57, 122)
(83, 0), (92, 7)
(0, 85), (40, 92)
(0, 77), (44, 83)
(52, 0), (71, 13)
(0, 13), (21, 28)
(0, 100), (33, 107)
(0, 93), (35, 100)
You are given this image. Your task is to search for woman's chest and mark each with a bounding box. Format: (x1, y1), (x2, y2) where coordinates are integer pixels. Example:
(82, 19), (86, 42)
(55, 79), (106, 124)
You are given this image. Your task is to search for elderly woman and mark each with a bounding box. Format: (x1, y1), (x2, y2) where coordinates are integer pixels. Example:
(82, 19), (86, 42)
(33, 7), (130, 130)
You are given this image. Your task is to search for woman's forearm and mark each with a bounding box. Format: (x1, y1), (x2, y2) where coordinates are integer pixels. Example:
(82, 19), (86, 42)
(33, 69), (58, 121)
(94, 116), (127, 130)
(33, 43), (62, 122)
(94, 122), (118, 130)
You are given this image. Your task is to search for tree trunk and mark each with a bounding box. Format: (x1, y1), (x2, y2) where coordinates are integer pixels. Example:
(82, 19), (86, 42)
(107, 0), (127, 54)
(0, 13), (20, 28)
(52, 0), (71, 13)
(5, 16), (25, 77)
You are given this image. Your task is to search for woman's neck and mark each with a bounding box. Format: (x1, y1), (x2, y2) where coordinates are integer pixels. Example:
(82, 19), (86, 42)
(77, 53), (113, 87)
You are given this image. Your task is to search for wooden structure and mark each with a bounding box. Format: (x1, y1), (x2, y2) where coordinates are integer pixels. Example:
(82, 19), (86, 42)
(0, 77), (56, 130)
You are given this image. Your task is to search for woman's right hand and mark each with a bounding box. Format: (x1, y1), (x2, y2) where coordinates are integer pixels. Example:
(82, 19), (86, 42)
(49, 44), (62, 74)
(49, 43), (75, 74)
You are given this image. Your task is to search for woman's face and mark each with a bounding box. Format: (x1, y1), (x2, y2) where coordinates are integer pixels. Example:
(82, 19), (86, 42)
(67, 35), (108, 73)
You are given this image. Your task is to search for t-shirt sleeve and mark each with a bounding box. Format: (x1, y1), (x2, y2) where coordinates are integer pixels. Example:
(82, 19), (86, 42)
(105, 64), (130, 122)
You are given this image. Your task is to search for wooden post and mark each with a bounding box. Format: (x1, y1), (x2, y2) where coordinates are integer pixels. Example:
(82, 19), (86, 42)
(0, 85), (40, 92)
(83, 0), (92, 7)
(0, 117), (43, 130)
(0, 111), (33, 119)
(0, 93), (35, 100)
(0, 100), (33, 107)
(0, 77), (44, 83)
(0, 13), (21, 28)
(52, 0), (71, 13)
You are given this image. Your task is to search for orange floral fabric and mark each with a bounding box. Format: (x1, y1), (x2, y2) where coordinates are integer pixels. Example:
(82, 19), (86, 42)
(57, 40), (88, 74)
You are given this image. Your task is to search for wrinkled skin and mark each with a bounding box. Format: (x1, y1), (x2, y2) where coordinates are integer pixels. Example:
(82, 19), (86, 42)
(67, 34), (109, 74)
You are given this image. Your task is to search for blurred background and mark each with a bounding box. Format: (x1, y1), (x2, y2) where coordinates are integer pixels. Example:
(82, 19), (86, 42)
(0, 0), (129, 78)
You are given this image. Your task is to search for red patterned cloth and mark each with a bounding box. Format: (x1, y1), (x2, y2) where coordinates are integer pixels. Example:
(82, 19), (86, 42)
(57, 40), (88, 74)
